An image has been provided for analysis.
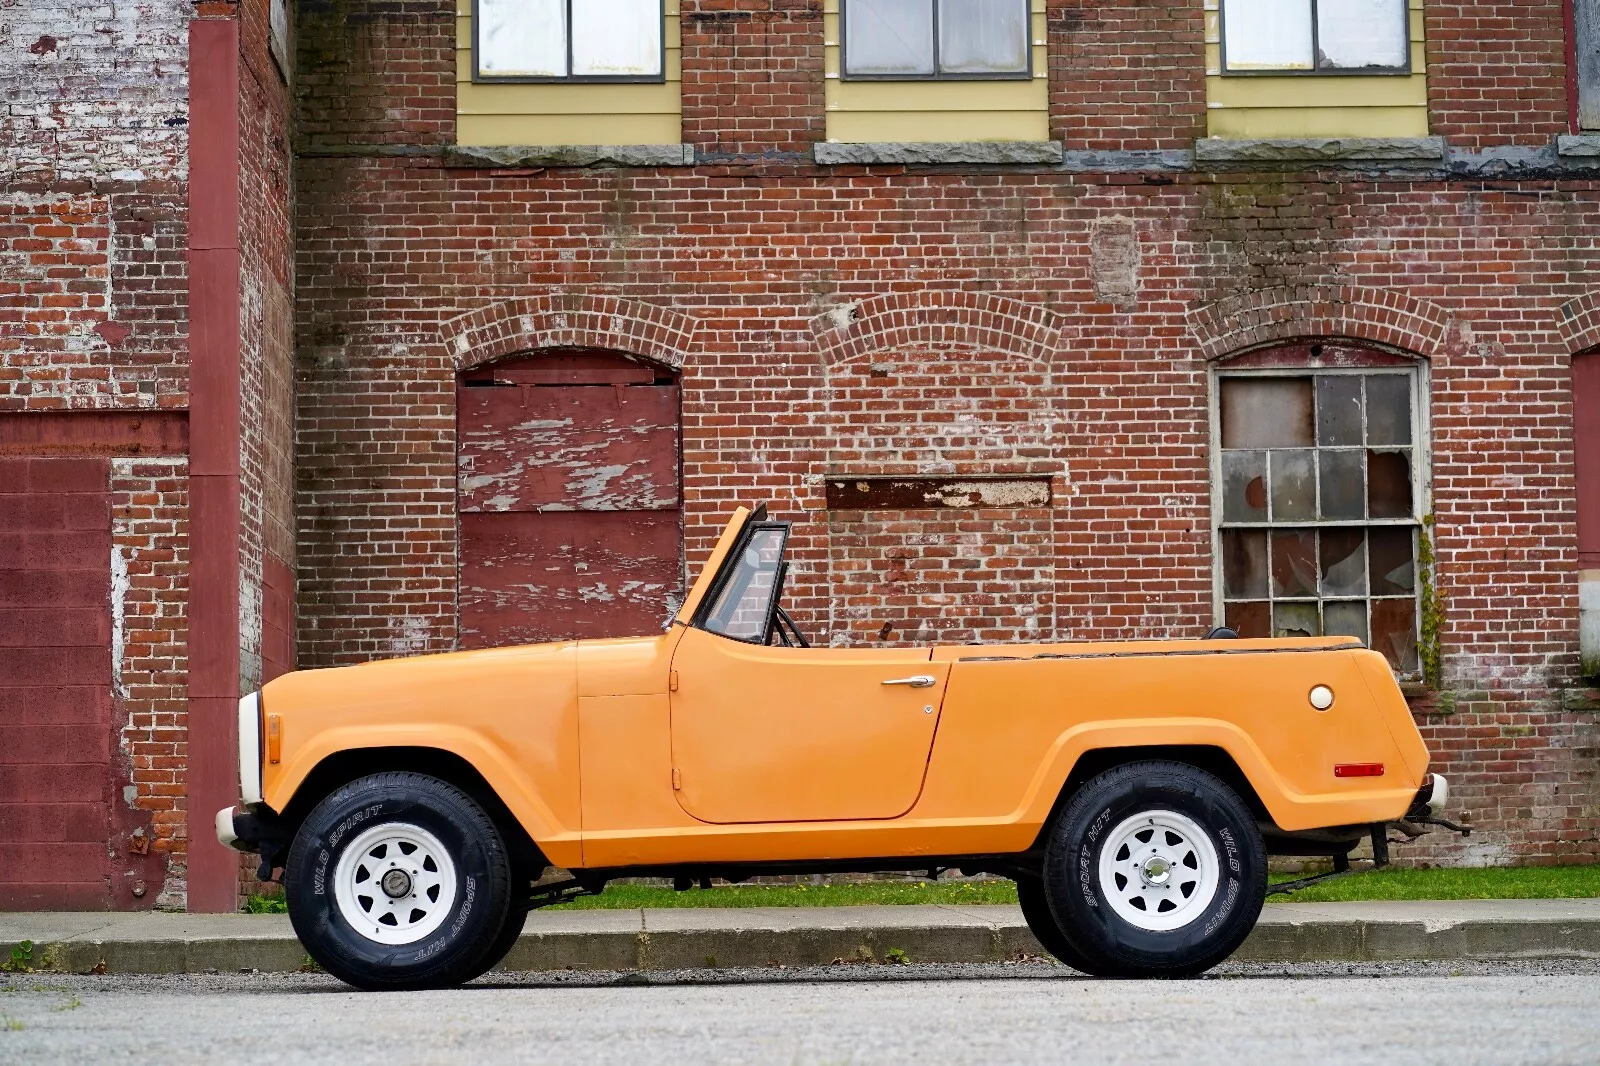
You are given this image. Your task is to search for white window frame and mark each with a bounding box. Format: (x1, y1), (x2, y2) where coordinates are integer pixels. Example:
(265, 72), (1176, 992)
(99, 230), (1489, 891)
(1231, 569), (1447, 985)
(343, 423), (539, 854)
(472, 0), (668, 84)
(1219, 0), (1412, 77)
(1208, 356), (1432, 678)
(840, 0), (1033, 82)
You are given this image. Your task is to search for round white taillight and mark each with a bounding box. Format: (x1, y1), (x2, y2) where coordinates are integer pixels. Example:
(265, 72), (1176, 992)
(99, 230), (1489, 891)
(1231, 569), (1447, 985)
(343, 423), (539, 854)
(1309, 685), (1335, 711)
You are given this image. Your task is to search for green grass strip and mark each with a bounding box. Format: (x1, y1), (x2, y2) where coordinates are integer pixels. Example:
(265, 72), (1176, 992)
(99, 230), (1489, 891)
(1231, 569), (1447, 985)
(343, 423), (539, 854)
(246, 863), (1599, 914)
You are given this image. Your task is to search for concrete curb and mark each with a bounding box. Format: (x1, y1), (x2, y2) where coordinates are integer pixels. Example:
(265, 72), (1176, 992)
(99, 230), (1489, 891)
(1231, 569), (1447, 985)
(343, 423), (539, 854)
(3, 901), (1597, 976)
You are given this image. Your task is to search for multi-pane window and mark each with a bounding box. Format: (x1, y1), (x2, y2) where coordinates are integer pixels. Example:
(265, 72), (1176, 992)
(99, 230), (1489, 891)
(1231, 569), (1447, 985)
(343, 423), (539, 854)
(1220, 0), (1410, 75)
(1214, 367), (1424, 675)
(843, 0), (1030, 79)
(475, 0), (665, 81)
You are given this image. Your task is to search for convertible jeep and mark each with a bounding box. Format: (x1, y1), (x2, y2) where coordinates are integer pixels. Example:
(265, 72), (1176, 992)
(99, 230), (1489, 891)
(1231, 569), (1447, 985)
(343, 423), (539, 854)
(219, 505), (1456, 990)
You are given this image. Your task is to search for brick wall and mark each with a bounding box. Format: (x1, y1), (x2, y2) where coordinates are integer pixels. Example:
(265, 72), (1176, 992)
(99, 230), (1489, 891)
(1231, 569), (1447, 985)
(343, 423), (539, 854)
(111, 458), (189, 909)
(1425, 1), (1572, 147)
(2, 1), (196, 906)
(681, 0), (825, 158)
(288, 0), (1599, 866)
(1047, 0), (1206, 150)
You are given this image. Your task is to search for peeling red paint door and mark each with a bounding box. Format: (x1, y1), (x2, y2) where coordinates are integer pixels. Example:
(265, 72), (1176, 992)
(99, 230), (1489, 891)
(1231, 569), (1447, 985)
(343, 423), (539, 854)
(0, 458), (114, 909)
(457, 352), (683, 647)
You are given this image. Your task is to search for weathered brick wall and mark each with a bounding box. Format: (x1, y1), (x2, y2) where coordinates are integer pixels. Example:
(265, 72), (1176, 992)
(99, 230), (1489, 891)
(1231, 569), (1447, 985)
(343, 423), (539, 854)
(111, 458), (189, 909)
(237, 0), (297, 696)
(2, 1), (195, 905)
(1047, 0), (1206, 150)
(288, 1), (1599, 867)
(681, 0), (825, 158)
(1425, 1), (1571, 148)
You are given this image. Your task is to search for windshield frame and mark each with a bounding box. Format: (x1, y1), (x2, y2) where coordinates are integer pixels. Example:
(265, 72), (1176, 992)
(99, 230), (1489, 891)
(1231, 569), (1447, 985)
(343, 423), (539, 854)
(691, 518), (791, 644)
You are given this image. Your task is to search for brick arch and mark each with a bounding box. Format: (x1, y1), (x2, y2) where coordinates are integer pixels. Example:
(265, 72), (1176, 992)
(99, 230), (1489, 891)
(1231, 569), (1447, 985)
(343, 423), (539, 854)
(1187, 285), (1452, 361)
(809, 290), (1065, 368)
(1558, 292), (1600, 355)
(440, 294), (699, 371)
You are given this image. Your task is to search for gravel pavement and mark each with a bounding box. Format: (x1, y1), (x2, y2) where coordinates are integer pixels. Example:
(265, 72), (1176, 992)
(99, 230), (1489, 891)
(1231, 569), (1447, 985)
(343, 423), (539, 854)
(3, 959), (1598, 1065)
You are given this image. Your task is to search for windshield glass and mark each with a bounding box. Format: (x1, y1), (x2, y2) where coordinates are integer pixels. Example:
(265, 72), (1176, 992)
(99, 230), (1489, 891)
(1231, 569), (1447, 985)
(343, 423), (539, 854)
(702, 525), (787, 641)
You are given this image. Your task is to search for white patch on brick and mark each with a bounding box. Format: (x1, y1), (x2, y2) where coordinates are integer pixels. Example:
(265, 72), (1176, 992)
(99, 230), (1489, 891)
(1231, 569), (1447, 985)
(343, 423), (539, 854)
(1582, 571), (1600, 678)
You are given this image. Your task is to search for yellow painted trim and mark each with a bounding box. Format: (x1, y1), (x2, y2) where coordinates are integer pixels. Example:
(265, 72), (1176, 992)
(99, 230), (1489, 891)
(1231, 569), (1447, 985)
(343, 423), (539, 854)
(1203, 0), (1430, 139)
(822, 0), (1049, 144)
(456, 1), (683, 147)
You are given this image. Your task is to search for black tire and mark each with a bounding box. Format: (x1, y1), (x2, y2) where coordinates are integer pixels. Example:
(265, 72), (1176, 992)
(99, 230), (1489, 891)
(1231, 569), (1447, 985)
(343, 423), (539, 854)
(460, 906), (528, 983)
(1014, 875), (1094, 972)
(1042, 761), (1266, 978)
(284, 772), (513, 991)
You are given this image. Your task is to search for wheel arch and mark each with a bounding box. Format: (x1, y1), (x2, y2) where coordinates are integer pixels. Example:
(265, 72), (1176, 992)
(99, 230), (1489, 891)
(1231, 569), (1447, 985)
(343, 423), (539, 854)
(276, 746), (548, 880)
(1030, 744), (1270, 852)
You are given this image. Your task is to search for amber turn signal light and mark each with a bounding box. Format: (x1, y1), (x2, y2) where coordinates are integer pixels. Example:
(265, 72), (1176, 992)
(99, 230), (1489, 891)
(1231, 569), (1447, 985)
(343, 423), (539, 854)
(1333, 763), (1384, 778)
(266, 714), (282, 764)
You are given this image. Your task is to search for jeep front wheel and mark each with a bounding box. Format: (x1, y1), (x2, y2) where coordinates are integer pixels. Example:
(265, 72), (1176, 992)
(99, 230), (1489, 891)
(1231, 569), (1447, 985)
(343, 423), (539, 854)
(1042, 760), (1266, 978)
(284, 772), (512, 991)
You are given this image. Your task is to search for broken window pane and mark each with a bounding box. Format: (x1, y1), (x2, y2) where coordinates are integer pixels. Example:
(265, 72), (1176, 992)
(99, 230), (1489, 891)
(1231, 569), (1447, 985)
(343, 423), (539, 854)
(1369, 527), (1416, 595)
(1270, 450), (1315, 521)
(1320, 528), (1367, 597)
(1223, 530), (1269, 599)
(846, 0), (936, 75)
(1222, 0), (1314, 70)
(1315, 0), (1409, 70)
(1273, 601), (1320, 639)
(1222, 450), (1268, 523)
(478, 0), (567, 77)
(1271, 532), (1318, 598)
(938, 0), (1029, 74)
(573, 0), (664, 77)
(1319, 449), (1365, 520)
(1365, 375), (1412, 446)
(1226, 601), (1271, 639)
(1323, 600), (1369, 645)
(1368, 449), (1413, 518)
(1221, 379), (1314, 448)
(1316, 375), (1362, 447)
(1371, 598), (1419, 674)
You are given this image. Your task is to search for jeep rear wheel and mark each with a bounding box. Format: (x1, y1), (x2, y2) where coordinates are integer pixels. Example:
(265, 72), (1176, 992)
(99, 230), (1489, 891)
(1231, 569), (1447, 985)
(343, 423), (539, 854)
(1042, 760), (1266, 978)
(284, 772), (512, 991)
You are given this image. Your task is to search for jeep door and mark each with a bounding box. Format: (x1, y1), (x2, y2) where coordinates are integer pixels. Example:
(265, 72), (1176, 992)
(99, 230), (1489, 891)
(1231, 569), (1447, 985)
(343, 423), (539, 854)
(667, 523), (949, 824)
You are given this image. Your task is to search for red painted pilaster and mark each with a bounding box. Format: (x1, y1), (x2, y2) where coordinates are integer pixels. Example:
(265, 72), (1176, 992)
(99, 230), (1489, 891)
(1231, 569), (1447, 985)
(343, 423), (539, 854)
(186, 16), (244, 913)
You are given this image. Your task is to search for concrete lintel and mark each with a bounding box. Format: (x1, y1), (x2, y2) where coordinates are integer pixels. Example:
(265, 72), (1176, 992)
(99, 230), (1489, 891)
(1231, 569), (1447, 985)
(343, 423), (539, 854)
(813, 141), (1064, 166)
(1195, 137), (1447, 166)
(444, 144), (696, 168)
(1557, 134), (1600, 157)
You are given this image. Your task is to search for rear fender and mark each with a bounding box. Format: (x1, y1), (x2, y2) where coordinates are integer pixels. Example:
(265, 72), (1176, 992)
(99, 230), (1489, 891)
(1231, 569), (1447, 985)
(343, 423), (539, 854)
(1024, 719), (1420, 834)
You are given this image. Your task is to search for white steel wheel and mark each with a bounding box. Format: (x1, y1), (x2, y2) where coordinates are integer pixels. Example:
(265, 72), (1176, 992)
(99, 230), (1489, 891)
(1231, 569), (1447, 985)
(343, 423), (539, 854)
(1097, 809), (1221, 933)
(333, 821), (459, 946)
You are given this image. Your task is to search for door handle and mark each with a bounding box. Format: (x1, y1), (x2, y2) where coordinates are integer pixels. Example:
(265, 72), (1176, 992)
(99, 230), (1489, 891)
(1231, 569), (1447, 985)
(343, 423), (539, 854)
(881, 675), (937, 688)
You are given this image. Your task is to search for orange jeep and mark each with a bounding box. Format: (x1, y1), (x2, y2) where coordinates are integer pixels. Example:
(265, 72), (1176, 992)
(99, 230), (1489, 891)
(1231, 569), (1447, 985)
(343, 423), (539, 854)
(218, 505), (1456, 990)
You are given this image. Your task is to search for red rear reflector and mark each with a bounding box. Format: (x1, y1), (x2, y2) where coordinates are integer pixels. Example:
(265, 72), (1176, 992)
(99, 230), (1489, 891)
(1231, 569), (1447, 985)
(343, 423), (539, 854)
(1334, 763), (1385, 778)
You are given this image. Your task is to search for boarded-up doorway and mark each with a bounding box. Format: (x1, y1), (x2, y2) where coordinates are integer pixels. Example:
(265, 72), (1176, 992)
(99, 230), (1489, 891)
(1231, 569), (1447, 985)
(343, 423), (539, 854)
(0, 458), (113, 909)
(456, 351), (683, 648)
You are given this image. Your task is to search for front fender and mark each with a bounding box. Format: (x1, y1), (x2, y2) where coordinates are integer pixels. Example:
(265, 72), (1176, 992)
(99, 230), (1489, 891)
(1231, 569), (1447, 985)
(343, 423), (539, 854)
(264, 724), (582, 868)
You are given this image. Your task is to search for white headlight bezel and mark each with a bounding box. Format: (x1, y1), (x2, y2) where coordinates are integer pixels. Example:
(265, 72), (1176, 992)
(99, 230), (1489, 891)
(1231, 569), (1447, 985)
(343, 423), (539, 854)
(238, 690), (263, 805)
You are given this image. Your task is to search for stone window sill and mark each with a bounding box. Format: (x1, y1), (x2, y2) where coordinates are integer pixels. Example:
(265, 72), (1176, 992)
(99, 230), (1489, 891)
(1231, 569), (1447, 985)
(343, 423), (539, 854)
(813, 142), (1064, 166)
(1557, 134), (1600, 158)
(445, 144), (696, 168)
(1194, 137), (1446, 166)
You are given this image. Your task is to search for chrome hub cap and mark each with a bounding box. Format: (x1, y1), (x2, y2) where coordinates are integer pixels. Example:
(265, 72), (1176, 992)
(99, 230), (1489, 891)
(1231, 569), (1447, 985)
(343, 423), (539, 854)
(333, 822), (458, 946)
(1097, 809), (1221, 933)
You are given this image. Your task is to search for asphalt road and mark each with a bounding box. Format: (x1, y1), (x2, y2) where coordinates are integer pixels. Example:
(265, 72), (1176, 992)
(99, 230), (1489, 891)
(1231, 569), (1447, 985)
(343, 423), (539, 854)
(3, 959), (1598, 1065)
